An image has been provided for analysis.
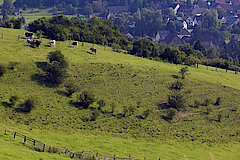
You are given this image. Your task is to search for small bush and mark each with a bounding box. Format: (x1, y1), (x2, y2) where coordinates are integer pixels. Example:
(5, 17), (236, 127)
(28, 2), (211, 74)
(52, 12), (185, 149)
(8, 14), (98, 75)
(215, 97), (221, 106)
(8, 61), (20, 70)
(142, 109), (152, 119)
(166, 108), (177, 120)
(203, 98), (211, 106)
(19, 98), (36, 113)
(74, 91), (95, 109)
(9, 95), (19, 106)
(194, 100), (201, 107)
(97, 99), (106, 110)
(64, 83), (77, 97)
(0, 63), (6, 77)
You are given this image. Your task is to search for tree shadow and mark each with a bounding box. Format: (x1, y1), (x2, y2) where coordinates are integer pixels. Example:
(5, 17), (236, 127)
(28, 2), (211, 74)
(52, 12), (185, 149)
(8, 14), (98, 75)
(157, 102), (169, 110)
(1, 102), (11, 108)
(172, 75), (179, 79)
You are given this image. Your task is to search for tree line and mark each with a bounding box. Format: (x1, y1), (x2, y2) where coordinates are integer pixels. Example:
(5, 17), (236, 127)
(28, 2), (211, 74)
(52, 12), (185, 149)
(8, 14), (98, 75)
(27, 15), (240, 72)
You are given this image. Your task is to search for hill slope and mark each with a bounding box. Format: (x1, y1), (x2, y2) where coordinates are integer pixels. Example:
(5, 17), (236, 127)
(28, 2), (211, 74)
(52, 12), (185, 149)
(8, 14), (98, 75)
(0, 28), (240, 159)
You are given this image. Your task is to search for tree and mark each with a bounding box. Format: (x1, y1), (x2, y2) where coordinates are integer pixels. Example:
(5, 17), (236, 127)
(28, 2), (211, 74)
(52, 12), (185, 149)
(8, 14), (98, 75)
(166, 108), (177, 120)
(168, 91), (186, 110)
(179, 67), (189, 79)
(38, 50), (68, 87)
(1, 0), (15, 16)
(75, 91), (95, 109)
(83, 1), (93, 15)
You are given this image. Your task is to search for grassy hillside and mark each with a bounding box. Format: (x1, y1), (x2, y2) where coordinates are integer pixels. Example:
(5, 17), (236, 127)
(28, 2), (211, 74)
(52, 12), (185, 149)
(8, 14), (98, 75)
(0, 28), (240, 159)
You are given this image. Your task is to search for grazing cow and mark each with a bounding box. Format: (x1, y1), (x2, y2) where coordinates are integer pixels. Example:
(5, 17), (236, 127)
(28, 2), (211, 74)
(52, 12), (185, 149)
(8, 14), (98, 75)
(72, 41), (78, 48)
(49, 40), (56, 47)
(27, 39), (41, 47)
(90, 48), (97, 55)
(34, 40), (42, 47)
(25, 32), (34, 39)
(27, 39), (33, 46)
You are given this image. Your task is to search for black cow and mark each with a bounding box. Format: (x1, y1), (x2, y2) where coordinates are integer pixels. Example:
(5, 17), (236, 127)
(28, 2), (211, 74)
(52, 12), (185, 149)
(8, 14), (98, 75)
(25, 32), (34, 39)
(90, 48), (97, 55)
(72, 41), (78, 48)
(27, 39), (41, 47)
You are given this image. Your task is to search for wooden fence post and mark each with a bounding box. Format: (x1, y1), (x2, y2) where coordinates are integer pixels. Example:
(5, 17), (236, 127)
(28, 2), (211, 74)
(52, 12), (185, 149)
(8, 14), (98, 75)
(113, 155), (115, 160)
(18, 35), (20, 41)
(24, 136), (26, 143)
(65, 148), (68, 155)
(43, 144), (45, 152)
(33, 140), (35, 146)
(4, 130), (6, 135)
(14, 132), (16, 139)
(96, 152), (98, 158)
(129, 155), (131, 159)
(144, 157), (146, 160)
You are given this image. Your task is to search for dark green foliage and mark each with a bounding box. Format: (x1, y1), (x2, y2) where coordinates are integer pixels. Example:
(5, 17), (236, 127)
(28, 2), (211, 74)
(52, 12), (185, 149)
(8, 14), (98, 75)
(0, 63), (6, 77)
(168, 91), (186, 110)
(123, 105), (136, 117)
(29, 15), (130, 49)
(64, 83), (77, 97)
(217, 113), (222, 122)
(91, 110), (100, 121)
(36, 50), (68, 87)
(8, 61), (19, 70)
(215, 97), (221, 106)
(47, 50), (68, 68)
(9, 95), (19, 106)
(97, 100), (106, 110)
(75, 91), (95, 109)
(131, 38), (155, 58)
(204, 98), (211, 106)
(166, 108), (177, 120)
(141, 109), (152, 119)
(179, 67), (189, 80)
(170, 80), (184, 91)
(19, 98), (36, 113)
(194, 100), (201, 108)
(2, 0), (15, 15)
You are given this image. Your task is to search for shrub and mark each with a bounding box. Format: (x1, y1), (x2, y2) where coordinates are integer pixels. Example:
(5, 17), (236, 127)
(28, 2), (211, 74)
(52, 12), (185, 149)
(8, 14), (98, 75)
(168, 91), (186, 110)
(9, 95), (19, 106)
(0, 63), (6, 77)
(142, 109), (152, 119)
(179, 67), (189, 79)
(215, 97), (221, 106)
(75, 91), (95, 109)
(194, 100), (201, 107)
(19, 98), (36, 113)
(204, 98), (211, 106)
(166, 108), (177, 120)
(64, 83), (77, 97)
(170, 80), (184, 90)
(8, 61), (19, 70)
(97, 99), (106, 110)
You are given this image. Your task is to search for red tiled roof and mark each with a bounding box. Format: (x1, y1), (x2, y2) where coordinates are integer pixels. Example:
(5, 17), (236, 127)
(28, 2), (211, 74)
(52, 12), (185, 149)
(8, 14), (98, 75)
(176, 17), (183, 21)
(215, 0), (226, 4)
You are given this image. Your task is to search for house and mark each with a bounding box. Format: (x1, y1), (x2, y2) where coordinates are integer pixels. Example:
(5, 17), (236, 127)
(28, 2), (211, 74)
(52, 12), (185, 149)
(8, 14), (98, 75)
(107, 6), (129, 14)
(226, 16), (240, 26)
(177, 28), (191, 39)
(163, 33), (185, 46)
(215, 0), (226, 5)
(158, 30), (170, 40)
(231, 0), (240, 6)
(186, 16), (195, 28)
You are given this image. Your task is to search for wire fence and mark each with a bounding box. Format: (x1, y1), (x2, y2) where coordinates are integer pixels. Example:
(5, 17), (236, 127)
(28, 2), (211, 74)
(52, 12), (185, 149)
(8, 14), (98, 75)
(3, 130), (148, 160)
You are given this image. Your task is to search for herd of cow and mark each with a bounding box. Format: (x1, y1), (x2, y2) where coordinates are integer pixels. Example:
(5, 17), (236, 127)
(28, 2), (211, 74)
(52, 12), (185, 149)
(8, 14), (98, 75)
(24, 32), (97, 54)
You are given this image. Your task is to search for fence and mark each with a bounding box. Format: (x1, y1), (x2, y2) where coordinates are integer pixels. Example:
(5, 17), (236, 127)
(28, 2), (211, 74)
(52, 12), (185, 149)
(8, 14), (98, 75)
(3, 130), (147, 160)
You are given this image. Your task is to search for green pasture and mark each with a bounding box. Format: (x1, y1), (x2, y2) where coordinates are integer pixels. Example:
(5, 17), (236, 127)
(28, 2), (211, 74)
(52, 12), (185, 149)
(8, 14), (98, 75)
(0, 28), (240, 159)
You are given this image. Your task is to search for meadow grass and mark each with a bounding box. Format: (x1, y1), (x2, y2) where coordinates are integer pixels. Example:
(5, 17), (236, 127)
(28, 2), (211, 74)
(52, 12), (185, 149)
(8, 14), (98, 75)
(0, 28), (240, 159)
